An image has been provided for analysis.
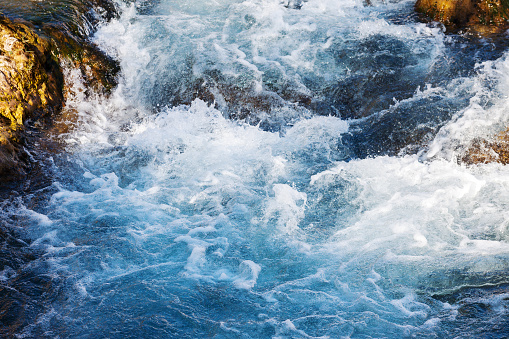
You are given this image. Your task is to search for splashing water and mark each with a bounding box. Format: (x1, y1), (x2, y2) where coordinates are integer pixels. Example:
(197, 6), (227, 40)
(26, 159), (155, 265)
(3, 0), (509, 337)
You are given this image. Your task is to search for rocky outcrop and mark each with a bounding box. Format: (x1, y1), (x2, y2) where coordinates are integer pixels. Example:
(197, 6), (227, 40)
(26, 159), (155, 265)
(415, 0), (509, 33)
(0, 0), (118, 34)
(0, 17), (63, 129)
(415, 0), (509, 166)
(0, 1), (119, 180)
(0, 16), (64, 178)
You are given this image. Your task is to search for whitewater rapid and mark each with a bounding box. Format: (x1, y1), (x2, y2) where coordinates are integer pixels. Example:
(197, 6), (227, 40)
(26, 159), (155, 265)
(3, 0), (509, 337)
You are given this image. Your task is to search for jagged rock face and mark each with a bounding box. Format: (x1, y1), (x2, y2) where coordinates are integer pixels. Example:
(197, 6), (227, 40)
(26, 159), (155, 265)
(0, 16), (64, 178)
(415, 0), (509, 33)
(0, 16), (63, 129)
(0, 0), (120, 94)
(0, 0), (120, 180)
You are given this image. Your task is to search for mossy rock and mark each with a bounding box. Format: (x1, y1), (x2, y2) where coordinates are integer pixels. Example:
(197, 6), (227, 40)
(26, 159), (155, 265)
(415, 0), (509, 33)
(0, 0), (120, 96)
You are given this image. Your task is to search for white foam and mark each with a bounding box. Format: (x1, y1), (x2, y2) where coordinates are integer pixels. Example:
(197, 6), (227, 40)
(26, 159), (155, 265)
(16, 0), (509, 336)
(233, 260), (262, 289)
(427, 53), (509, 161)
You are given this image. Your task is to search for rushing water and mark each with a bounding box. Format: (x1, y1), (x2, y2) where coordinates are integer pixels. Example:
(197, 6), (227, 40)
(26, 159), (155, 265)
(2, 0), (509, 337)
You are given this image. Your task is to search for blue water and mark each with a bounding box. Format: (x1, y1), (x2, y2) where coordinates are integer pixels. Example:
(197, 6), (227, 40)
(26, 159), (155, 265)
(2, 0), (509, 337)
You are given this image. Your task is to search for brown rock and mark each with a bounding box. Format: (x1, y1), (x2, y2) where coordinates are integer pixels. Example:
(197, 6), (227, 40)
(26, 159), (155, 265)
(0, 0), (118, 36)
(0, 5), (120, 180)
(462, 128), (509, 165)
(0, 16), (65, 179)
(0, 126), (25, 179)
(415, 0), (509, 33)
(0, 16), (63, 129)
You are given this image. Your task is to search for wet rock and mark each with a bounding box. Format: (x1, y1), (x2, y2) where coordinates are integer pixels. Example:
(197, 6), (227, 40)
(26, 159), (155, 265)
(0, 16), (63, 128)
(0, 0), (120, 180)
(462, 129), (509, 164)
(0, 0), (120, 96)
(282, 0), (306, 9)
(415, 0), (509, 33)
(0, 16), (64, 178)
(0, 0), (118, 35)
(0, 127), (25, 179)
(42, 23), (120, 95)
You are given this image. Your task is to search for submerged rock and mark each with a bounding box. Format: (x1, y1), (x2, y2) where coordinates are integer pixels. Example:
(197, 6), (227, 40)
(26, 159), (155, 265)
(414, 1), (509, 165)
(415, 0), (509, 33)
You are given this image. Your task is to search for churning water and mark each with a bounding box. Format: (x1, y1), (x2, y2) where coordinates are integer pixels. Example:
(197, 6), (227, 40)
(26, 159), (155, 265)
(2, 0), (509, 337)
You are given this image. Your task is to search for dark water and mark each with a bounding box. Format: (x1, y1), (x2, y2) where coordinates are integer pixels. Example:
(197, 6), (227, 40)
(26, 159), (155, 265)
(2, 0), (509, 337)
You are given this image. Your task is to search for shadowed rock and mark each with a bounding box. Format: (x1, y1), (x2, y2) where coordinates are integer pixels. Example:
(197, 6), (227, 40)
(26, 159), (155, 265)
(0, 16), (64, 178)
(42, 23), (120, 95)
(415, 0), (509, 165)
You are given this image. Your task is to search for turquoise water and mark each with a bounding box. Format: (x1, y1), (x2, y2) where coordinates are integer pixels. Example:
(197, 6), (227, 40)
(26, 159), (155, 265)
(2, 0), (509, 337)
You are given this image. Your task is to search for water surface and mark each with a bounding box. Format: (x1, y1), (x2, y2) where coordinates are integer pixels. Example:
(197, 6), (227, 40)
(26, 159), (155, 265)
(2, 0), (509, 337)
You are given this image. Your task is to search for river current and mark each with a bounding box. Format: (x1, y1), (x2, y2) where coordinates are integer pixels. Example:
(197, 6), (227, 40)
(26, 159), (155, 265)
(2, 0), (509, 337)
